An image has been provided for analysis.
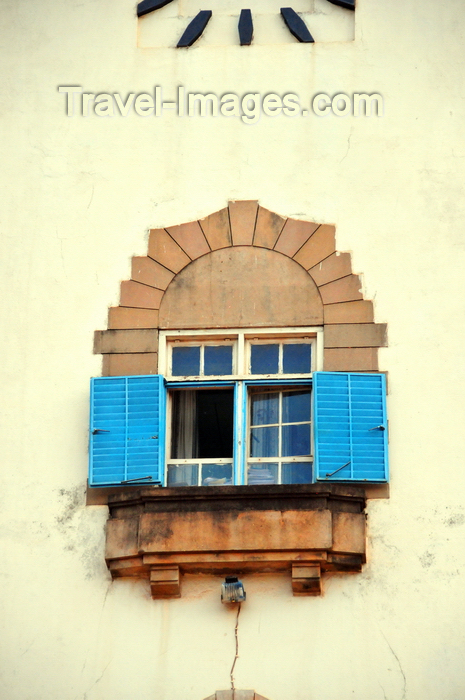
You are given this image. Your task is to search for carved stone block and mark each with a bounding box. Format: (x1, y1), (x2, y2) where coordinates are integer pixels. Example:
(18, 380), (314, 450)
(291, 563), (321, 596)
(150, 565), (181, 599)
(105, 484), (367, 599)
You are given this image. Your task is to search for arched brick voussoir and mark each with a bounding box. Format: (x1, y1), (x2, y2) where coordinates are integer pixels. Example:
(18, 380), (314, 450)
(323, 300), (374, 324)
(131, 256), (175, 291)
(165, 220), (210, 260)
(148, 228), (191, 273)
(308, 252), (352, 287)
(253, 206), (287, 249)
(120, 280), (164, 309)
(108, 306), (159, 330)
(293, 224), (336, 270)
(318, 274), (364, 305)
(198, 207), (232, 250)
(274, 217), (319, 258)
(229, 200), (259, 246)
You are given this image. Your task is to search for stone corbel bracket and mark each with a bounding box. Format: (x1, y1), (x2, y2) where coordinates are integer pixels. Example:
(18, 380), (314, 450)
(105, 484), (366, 598)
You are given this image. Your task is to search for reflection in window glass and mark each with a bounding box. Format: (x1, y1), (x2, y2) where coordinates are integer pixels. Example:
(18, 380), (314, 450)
(172, 346), (200, 376)
(167, 464), (199, 487)
(248, 463), (278, 485)
(283, 344), (311, 374)
(282, 462), (313, 484)
(282, 390), (311, 423)
(251, 392), (279, 425)
(282, 424), (311, 457)
(251, 344), (279, 374)
(248, 387), (312, 484)
(204, 345), (233, 376)
(250, 426), (279, 457)
(202, 463), (233, 485)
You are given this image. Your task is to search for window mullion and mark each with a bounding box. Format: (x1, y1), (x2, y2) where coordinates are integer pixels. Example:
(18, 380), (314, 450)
(316, 331), (324, 371)
(237, 332), (245, 374)
(235, 381), (245, 485)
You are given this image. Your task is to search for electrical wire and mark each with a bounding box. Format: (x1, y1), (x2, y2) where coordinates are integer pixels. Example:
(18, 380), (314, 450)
(230, 603), (241, 696)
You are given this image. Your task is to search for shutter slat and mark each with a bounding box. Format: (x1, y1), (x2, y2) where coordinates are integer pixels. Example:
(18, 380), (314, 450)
(314, 372), (388, 482)
(89, 374), (165, 487)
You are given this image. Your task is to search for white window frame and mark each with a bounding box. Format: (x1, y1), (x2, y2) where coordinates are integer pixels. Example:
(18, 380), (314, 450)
(160, 327), (323, 486)
(246, 384), (313, 485)
(159, 327), (324, 379)
(166, 384), (236, 487)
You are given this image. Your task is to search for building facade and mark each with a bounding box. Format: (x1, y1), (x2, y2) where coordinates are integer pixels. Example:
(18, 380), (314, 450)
(2, 0), (465, 699)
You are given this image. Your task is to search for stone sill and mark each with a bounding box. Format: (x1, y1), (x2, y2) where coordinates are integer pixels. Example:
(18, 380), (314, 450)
(87, 481), (389, 505)
(105, 483), (372, 598)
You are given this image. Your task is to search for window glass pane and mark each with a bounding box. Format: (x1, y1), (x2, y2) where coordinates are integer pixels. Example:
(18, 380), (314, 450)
(202, 463), (233, 486)
(282, 462), (313, 484)
(250, 426), (279, 457)
(247, 463), (278, 485)
(250, 344), (279, 374)
(251, 392), (279, 426)
(282, 424), (311, 456)
(282, 390), (311, 423)
(172, 346), (200, 376)
(283, 343), (311, 373)
(167, 464), (199, 487)
(204, 345), (233, 376)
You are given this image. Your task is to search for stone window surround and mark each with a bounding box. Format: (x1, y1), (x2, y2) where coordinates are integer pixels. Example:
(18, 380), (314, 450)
(94, 200), (387, 376)
(91, 201), (389, 597)
(91, 199), (388, 504)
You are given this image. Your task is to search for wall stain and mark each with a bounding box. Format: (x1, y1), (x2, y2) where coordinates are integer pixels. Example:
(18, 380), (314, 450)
(419, 551), (435, 569)
(54, 484), (109, 581)
(55, 485), (85, 528)
(444, 513), (465, 527)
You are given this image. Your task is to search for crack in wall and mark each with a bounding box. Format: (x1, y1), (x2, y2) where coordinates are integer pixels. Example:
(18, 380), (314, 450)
(230, 603), (241, 695)
(380, 629), (407, 700)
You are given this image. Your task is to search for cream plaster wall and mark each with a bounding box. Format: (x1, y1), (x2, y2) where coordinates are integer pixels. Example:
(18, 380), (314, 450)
(1, 0), (465, 698)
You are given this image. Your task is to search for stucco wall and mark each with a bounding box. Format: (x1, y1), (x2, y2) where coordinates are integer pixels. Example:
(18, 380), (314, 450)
(2, 0), (465, 698)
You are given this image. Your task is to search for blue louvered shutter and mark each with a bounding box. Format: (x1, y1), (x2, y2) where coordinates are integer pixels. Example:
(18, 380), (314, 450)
(313, 372), (388, 482)
(89, 375), (165, 487)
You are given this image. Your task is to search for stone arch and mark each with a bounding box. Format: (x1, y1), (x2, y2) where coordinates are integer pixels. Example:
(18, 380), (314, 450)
(94, 200), (387, 375)
(159, 246), (323, 329)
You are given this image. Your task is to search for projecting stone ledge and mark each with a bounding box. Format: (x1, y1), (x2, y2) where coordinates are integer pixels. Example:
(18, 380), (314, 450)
(105, 484), (366, 599)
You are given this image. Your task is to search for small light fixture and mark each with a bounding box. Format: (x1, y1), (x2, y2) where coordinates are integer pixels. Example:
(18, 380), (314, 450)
(221, 576), (246, 604)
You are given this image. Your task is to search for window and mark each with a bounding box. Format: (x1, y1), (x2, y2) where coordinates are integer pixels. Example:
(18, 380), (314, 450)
(89, 329), (388, 488)
(163, 329), (318, 487)
(248, 387), (313, 486)
(168, 387), (235, 486)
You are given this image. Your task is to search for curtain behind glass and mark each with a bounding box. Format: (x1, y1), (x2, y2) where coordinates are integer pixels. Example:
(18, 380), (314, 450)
(171, 391), (198, 459)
